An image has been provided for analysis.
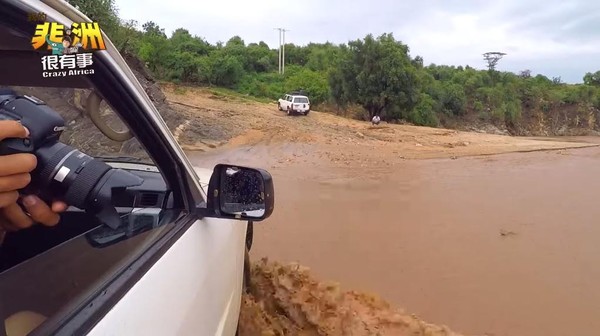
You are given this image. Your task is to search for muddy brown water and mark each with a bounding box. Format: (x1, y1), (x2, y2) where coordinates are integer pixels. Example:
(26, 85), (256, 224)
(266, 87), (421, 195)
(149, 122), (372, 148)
(189, 140), (600, 336)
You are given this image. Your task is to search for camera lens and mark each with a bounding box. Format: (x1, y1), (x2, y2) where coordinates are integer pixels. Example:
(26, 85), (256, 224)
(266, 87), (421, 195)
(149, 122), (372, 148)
(34, 142), (113, 209)
(0, 91), (145, 229)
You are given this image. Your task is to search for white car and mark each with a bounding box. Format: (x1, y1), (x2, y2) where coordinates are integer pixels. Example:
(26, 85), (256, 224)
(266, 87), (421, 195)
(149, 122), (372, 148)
(277, 94), (311, 115)
(0, 1), (274, 335)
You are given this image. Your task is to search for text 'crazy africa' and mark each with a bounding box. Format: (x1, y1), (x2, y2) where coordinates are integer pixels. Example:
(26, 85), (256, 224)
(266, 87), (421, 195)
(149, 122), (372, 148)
(41, 52), (94, 78)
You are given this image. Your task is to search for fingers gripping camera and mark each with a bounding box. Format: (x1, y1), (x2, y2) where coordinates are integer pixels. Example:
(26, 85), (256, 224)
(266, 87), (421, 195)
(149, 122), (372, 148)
(0, 89), (143, 229)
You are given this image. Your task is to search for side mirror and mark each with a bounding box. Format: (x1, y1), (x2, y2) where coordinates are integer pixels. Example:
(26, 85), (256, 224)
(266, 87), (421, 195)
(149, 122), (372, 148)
(203, 164), (274, 221)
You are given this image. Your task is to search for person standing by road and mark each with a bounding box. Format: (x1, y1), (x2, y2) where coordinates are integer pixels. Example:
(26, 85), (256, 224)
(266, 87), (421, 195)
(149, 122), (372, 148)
(371, 115), (381, 125)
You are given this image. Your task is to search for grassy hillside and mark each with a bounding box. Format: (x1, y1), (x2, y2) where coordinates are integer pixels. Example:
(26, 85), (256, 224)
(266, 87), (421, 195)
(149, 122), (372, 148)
(69, 0), (600, 136)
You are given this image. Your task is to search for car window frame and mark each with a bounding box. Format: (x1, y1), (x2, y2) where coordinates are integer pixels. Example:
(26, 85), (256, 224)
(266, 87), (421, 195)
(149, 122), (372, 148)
(1, 1), (206, 334)
(37, 41), (199, 336)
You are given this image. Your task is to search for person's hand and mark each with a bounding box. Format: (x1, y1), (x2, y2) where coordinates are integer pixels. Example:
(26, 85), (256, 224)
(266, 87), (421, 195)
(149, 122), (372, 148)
(0, 120), (68, 233)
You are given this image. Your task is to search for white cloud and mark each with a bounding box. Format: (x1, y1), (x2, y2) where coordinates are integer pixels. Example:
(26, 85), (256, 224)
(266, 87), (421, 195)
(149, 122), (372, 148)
(114, 0), (600, 83)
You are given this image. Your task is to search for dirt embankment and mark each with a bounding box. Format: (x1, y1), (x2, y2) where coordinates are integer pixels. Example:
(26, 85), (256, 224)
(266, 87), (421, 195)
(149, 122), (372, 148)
(160, 83), (595, 164)
(512, 102), (600, 137)
(441, 102), (600, 138)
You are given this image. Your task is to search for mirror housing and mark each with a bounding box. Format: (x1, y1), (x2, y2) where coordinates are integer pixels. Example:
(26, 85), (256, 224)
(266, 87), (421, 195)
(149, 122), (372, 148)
(201, 164), (274, 221)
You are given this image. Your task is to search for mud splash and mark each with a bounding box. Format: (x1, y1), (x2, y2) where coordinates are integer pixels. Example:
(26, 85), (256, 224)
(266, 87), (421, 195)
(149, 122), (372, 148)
(239, 259), (462, 336)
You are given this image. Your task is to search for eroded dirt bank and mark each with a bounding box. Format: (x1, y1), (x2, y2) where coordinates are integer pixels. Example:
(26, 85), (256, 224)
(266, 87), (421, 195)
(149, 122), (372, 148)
(174, 85), (600, 336)
(238, 259), (461, 336)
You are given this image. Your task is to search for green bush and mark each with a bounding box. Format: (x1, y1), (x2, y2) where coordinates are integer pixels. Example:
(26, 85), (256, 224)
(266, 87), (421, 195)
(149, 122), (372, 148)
(441, 83), (466, 115)
(503, 100), (522, 123)
(237, 72), (285, 100)
(408, 94), (439, 127)
(283, 69), (330, 105)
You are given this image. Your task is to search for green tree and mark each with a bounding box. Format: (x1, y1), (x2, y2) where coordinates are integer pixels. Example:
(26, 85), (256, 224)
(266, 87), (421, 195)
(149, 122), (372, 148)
(246, 42), (274, 72)
(331, 33), (420, 118)
(66, 0), (119, 34)
(284, 68), (330, 105)
(226, 36), (245, 47)
(207, 52), (244, 87)
(408, 93), (439, 126)
(170, 28), (211, 55)
(584, 71), (600, 86)
(138, 22), (170, 77)
(142, 21), (166, 37)
(109, 19), (142, 53)
(166, 51), (202, 82)
(440, 82), (467, 116)
(305, 43), (341, 72)
(412, 56), (424, 69)
(283, 44), (310, 66)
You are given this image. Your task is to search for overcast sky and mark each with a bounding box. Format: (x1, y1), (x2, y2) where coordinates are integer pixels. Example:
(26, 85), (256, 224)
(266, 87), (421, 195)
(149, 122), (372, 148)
(114, 0), (600, 83)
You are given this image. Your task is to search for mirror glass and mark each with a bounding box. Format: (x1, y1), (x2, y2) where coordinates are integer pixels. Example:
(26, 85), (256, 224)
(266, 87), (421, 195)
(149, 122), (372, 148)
(220, 166), (266, 218)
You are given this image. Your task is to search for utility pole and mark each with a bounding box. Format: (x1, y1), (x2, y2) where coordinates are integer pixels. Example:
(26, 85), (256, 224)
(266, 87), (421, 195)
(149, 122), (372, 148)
(274, 28), (282, 74)
(273, 27), (289, 74)
(282, 28), (289, 74)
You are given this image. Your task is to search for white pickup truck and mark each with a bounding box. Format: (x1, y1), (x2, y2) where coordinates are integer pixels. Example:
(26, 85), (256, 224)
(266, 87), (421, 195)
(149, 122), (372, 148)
(278, 94), (311, 116)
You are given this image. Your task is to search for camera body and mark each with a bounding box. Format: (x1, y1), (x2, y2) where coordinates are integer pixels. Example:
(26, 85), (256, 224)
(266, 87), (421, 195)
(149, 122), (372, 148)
(0, 90), (65, 155)
(0, 89), (143, 229)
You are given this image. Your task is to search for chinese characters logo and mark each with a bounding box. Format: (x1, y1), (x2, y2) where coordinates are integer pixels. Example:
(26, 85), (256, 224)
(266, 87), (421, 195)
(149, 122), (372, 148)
(31, 21), (106, 78)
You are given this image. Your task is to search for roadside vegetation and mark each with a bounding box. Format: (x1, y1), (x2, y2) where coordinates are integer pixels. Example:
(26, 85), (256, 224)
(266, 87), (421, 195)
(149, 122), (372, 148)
(69, 0), (600, 134)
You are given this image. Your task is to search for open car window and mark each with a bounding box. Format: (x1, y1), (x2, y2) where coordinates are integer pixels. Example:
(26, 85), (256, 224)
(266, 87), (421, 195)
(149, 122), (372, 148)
(0, 5), (187, 335)
(0, 6), (152, 164)
(6, 86), (153, 165)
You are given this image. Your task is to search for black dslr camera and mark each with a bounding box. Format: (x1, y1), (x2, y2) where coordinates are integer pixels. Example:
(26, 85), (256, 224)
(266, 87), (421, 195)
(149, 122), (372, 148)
(0, 89), (143, 229)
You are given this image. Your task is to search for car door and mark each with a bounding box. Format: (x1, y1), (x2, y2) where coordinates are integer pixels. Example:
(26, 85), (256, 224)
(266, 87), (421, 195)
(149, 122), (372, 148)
(0, 2), (248, 335)
(0, 81), (246, 336)
(85, 218), (247, 336)
(74, 10), (248, 333)
(83, 169), (247, 336)
(2, 204), (246, 336)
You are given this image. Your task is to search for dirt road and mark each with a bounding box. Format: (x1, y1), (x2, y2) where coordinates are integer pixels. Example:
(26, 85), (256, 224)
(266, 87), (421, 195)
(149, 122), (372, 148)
(168, 85), (600, 336)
